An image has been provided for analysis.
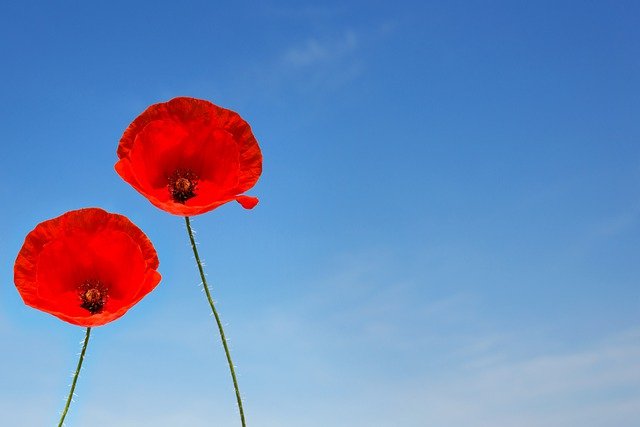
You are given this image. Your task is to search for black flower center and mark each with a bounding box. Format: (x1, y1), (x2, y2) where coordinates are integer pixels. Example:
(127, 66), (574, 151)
(168, 169), (198, 203)
(79, 281), (108, 314)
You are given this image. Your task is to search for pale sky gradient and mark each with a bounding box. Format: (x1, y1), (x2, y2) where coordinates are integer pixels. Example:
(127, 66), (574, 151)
(1, 1), (639, 426)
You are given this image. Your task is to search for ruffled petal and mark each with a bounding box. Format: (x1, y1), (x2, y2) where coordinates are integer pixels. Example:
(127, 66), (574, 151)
(235, 195), (259, 209)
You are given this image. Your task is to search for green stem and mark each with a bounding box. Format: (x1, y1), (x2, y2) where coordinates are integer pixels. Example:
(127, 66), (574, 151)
(58, 327), (91, 427)
(185, 216), (246, 427)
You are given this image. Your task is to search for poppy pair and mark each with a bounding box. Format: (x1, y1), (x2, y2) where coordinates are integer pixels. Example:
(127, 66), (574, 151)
(14, 97), (262, 326)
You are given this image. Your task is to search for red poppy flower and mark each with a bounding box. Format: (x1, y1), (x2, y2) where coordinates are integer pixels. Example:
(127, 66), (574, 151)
(14, 208), (161, 327)
(115, 97), (263, 216)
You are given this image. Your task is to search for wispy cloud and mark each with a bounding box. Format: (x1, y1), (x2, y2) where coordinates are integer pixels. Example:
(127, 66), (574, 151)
(267, 30), (365, 95)
(395, 330), (640, 427)
(282, 31), (358, 68)
(226, 29), (362, 101)
(214, 23), (398, 103)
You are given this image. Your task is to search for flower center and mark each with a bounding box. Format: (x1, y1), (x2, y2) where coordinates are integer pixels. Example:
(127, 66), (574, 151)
(168, 169), (198, 203)
(78, 281), (108, 314)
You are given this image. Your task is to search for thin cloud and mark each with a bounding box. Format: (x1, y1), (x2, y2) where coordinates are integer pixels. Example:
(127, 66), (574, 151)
(282, 31), (358, 68)
(402, 331), (640, 427)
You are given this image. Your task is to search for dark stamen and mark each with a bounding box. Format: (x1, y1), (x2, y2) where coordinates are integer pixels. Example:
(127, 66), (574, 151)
(78, 281), (108, 314)
(168, 169), (198, 203)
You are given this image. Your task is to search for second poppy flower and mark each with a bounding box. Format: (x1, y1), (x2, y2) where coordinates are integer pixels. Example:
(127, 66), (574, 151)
(14, 208), (161, 327)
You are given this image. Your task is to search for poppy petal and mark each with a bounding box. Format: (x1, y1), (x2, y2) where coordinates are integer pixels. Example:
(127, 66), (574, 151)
(235, 195), (259, 209)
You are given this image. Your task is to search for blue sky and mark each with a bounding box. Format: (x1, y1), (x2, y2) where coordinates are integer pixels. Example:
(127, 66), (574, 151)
(1, 1), (639, 426)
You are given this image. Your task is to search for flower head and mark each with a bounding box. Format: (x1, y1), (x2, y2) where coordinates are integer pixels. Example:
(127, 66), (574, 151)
(115, 97), (262, 216)
(14, 208), (161, 327)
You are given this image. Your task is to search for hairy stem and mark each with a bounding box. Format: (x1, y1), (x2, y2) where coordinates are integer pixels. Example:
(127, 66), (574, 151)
(58, 327), (91, 427)
(185, 216), (246, 427)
